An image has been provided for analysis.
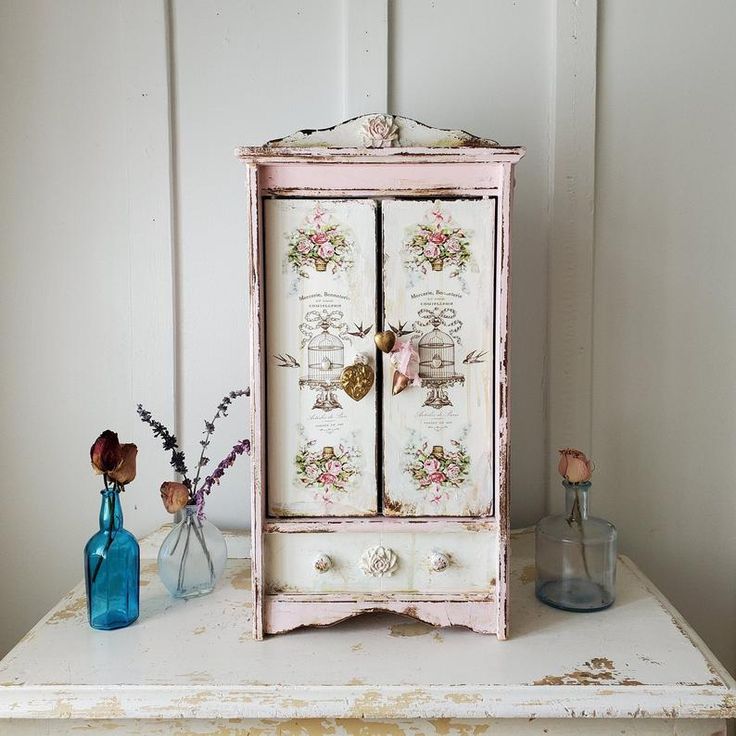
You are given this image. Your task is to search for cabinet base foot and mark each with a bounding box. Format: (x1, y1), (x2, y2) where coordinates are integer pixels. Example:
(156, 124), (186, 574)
(261, 595), (499, 637)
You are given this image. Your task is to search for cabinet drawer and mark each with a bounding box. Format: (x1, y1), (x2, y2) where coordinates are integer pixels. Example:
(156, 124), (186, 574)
(265, 528), (497, 595)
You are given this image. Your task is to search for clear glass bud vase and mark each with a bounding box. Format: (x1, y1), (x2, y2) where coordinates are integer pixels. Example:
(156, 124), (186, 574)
(535, 481), (617, 611)
(157, 506), (227, 599)
(84, 489), (140, 630)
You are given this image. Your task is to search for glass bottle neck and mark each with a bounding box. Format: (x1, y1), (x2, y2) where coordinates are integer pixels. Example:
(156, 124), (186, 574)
(99, 488), (123, 531)
(181, 505), (201, 524)
(564, 481), (591, 520)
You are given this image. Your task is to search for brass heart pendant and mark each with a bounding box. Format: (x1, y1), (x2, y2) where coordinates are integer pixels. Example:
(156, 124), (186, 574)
(374, 330), (396, 353)
(340, 362), (374, 401)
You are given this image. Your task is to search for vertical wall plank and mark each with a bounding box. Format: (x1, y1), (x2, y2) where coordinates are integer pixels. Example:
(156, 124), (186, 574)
(343, 0), (388, 116)
(547, 0), (598, 511)
(0, 0), (176, 657)
(121, 0), (177, 484)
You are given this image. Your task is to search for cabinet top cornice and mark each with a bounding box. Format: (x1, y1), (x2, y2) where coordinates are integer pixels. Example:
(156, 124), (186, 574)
(235, 114), (525, 163)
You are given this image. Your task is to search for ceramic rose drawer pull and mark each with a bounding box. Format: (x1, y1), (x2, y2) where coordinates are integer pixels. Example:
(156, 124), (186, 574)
(359, 545), (398, 577)
(313, 554), (332, 574)
(428, 551), (451, 572)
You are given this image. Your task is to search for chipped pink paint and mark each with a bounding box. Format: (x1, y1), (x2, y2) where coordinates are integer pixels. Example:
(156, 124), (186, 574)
(237, 115), (525, 640)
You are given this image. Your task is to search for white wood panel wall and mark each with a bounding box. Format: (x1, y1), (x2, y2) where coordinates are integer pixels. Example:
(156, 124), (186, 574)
(592, 0), (736, 678)
(1, 0), (733, 686)
(0, 0), (176, 660)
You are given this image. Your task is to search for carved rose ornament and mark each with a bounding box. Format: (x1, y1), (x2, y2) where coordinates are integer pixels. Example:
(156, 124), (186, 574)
(361, 115), (399, 148)
(359, 545), (398, 577)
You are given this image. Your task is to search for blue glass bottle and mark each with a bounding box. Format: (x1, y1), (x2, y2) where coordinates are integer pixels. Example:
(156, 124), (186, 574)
(84, 488), (140, 630)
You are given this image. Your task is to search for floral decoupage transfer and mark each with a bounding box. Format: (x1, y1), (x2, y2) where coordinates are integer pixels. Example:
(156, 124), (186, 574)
(403, 204), (472, 286)
(265, 199), (378, 516)
(405, 435), (470, 505)
(286, 204), (354, 278)
(294, 436), (362, 506)
(382, 199), (496, 516)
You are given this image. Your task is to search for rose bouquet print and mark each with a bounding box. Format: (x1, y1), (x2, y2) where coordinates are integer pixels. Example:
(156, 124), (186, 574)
(405, 439), (470, 504)
(403, 205), (472, 278)
(294, 441), (360, 505)
(287, 205), (353, 276)
(240, 115), (524, 638)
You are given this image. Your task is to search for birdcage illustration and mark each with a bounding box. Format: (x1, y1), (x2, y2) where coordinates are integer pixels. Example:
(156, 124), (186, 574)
(416, 315), (464, 409)
(299, 320), (345, 412)
(307, 323), (344, 382)
(419, 323), (457, 380)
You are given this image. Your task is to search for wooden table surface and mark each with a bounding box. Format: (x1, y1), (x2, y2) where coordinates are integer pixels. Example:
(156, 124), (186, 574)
(0, 527), (734, 735)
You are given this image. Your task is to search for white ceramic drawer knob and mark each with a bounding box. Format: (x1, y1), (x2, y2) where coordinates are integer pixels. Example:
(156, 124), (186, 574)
(314, 553), (332, 573)
(359, 545), (398, 577)
(429, 551), (451, 572)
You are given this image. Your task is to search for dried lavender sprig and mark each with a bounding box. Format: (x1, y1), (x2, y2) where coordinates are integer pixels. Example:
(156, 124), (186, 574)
(137, 404), (190, 481)
(190, 389), (250, 494)
(194, 438), (251, 519)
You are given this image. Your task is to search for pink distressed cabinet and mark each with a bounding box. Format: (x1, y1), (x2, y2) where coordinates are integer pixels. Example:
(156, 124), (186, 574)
(237, 115), (524, 639)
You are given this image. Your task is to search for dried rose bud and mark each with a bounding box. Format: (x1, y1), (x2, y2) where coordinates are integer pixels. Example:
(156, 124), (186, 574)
(160, 481), (189, 514)
(109, 444), (138, 486)
(90, 430), (123, 475)
(558, 448), (593, 484)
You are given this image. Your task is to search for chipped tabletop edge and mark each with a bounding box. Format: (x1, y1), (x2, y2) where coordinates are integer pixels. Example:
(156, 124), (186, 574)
(0, 683), (734, 721)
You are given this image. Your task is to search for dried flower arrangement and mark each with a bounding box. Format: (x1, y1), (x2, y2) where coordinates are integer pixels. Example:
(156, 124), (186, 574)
(558, 447), (594, 577)
(88, 430), (138, 584)
(137, 389), (250, 518)
(558, 447), (593, 525)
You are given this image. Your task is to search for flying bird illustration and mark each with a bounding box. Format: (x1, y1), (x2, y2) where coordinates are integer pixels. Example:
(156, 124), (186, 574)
(387, 320), (414, 338)
(274, 353), (300, 368)
(463, 349), (488, 364)
(346, 321), (373, 338)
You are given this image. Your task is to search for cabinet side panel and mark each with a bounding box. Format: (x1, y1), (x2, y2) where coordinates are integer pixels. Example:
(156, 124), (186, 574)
(382, 198), (496, 517)
(247, 164), (265, 640)
(496, 165), (514, 639)
(265, 198), (378, 517)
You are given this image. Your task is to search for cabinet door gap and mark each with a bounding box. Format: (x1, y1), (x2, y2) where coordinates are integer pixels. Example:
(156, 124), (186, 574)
(375, 198), (384, 516)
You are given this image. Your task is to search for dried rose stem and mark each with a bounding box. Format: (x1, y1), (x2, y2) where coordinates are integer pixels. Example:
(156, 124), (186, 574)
(568, 487), (592, 581)
(176, 520), (192, 594)
(175, 514), (215, 595)
(91, 474), (117, 584)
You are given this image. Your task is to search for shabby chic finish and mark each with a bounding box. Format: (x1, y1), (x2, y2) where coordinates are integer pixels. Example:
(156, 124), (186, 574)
(237, 115), (524, 639)
(0, 527), (733, 735)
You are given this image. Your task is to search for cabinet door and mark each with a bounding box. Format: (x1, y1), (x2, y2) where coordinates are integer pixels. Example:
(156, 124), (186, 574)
(381, 199), (496, 516)
(265, 199), (378, 517)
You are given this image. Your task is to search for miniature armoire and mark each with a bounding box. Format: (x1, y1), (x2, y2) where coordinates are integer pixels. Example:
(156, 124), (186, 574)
(237, 115), (525, 639)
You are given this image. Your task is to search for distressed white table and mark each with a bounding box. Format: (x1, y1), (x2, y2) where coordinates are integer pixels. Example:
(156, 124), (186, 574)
(0, 528), (733, 735)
